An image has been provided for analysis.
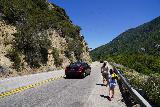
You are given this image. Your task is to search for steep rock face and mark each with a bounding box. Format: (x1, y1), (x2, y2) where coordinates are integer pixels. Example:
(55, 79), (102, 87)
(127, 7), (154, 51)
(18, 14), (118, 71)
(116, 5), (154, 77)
(44, 29), (73, 69)
(0, 1), (91, 78)
(81, 39), (91, 62)
(39, 28), (91, 69)
(0, 20), (91, 78)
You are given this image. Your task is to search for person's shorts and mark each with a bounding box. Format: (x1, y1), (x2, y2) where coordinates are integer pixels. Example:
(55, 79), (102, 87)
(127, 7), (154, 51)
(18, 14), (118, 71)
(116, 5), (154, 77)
(109, 83), (116, 89)
(102, 73), (108, 80)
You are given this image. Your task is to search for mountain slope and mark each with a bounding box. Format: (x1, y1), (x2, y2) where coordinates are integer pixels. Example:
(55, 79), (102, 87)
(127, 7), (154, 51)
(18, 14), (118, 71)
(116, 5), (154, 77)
(0, 0), (91, 78)
(91, 16), (160, 74)
(91, 16), (160, 60)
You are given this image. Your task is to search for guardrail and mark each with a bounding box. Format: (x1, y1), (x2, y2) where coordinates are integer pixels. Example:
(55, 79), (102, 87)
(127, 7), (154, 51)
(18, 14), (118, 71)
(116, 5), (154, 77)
(113, 65), (152, 107)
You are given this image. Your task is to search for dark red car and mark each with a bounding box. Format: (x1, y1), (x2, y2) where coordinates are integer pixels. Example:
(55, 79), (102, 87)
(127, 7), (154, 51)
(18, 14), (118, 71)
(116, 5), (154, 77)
(65, 62), (91, 78)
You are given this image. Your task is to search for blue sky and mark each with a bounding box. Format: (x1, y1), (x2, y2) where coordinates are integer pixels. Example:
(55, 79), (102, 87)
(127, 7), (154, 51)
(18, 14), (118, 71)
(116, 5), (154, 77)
(48, 0), (160, 49)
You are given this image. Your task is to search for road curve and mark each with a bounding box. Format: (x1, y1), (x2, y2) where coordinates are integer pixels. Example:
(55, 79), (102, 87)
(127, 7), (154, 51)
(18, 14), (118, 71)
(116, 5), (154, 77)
(0, 62), (126, 107)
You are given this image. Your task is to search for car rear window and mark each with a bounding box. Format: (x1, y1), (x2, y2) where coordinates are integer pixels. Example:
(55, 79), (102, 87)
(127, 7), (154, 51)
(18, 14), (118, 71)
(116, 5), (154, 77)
(70, 63), (81, 68)
(81, 63), (88, 67)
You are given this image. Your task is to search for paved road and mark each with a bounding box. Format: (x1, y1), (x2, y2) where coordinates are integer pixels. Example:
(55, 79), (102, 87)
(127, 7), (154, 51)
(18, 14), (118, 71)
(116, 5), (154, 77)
(0, 62), (126, 107)
(0, 70), (64, 93)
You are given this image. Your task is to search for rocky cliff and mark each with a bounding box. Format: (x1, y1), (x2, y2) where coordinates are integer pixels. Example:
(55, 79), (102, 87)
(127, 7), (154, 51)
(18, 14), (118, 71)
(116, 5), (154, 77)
(0, 0), (91, 78)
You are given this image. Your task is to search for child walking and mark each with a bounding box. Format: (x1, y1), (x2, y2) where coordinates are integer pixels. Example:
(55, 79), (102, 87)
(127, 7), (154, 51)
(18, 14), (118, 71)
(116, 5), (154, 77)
(108, 69), (118, 100)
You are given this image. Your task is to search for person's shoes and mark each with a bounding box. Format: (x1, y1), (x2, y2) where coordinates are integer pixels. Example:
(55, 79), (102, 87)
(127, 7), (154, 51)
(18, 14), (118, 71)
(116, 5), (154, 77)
(103, 84), (106, 86)
(111, 96), (114, 98)
(107, 96), (112, 101)
(108, 97), (112, 101)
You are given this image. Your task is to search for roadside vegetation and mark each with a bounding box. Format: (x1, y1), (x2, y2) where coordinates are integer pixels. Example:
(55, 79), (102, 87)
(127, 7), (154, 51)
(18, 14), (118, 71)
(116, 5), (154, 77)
(106, 54), (160, 75)
(105, 54), (160, 106)
(117, 66), (160, 106)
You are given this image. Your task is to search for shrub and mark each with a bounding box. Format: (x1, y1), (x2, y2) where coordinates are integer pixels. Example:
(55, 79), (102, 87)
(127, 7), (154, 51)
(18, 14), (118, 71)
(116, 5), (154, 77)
(6, 48), (21, 70)
(118, 66), (160, 106)
(52, 48), (63, 67)
(144, 74), (160, 106)
(13, 30), (51, 68)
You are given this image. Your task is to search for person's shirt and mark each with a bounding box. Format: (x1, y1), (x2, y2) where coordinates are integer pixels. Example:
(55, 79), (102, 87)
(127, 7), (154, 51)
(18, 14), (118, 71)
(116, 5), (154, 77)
(104, 66), (108, 71)
(101, 66), (108, 73)
(109, 73), (117, 84)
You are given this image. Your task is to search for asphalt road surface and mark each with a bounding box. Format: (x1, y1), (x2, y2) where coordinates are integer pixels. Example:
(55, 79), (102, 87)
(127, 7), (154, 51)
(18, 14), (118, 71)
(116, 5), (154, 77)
(0, 62), (126, 107)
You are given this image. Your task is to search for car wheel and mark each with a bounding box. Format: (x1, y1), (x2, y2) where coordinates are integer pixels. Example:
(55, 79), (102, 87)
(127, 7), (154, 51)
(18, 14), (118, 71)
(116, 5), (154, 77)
(65, 75), (69, 79)
(82, 72), (86, 78)
(86, 69), (91, 75)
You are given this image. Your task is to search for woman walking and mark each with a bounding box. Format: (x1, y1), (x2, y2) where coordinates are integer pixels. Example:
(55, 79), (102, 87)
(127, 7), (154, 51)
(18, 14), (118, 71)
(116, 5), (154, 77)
(101, 62), (109, 86)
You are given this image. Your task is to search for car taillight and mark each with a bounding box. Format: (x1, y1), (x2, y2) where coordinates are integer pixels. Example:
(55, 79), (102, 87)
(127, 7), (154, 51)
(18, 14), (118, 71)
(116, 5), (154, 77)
(78, 66), (83, 72)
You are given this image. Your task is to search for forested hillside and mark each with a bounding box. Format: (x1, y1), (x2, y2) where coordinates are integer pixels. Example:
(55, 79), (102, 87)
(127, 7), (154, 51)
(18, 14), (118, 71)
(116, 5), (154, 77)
(0, 0), (91, 77)
(91, 16), (160, 106)
(91, 16), (160, 74)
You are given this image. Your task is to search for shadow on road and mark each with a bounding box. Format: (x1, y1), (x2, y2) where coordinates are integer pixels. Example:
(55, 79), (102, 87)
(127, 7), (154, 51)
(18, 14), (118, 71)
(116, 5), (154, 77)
(64, 76), (83, 79)
(100, 95), (111, 101)
(96, 83), (108, 87)
(96, 83), (105, 86)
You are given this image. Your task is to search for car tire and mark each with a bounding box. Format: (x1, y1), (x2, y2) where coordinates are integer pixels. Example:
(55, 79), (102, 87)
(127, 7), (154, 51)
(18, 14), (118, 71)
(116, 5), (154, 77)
(82, 72), (86, 78)
(65, 75), (69, 79)
(87, 69), (91, 75)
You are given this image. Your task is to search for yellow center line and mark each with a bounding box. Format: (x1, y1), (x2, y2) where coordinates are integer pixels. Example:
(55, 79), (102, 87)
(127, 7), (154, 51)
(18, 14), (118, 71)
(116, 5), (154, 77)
(0, 75), (64, 99)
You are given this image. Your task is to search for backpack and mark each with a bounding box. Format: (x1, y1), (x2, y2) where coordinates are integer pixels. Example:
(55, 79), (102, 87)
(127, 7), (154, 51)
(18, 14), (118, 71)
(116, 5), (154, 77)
(111, 73), (118, 79)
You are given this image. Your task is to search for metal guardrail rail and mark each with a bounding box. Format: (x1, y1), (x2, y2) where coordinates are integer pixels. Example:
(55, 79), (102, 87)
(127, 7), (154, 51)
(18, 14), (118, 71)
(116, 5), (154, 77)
(113, 65), (152, 107)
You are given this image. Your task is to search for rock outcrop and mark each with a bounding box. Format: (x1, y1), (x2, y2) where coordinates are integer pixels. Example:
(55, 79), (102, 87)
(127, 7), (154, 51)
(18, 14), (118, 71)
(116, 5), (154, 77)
(0, 1), (91, 78)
